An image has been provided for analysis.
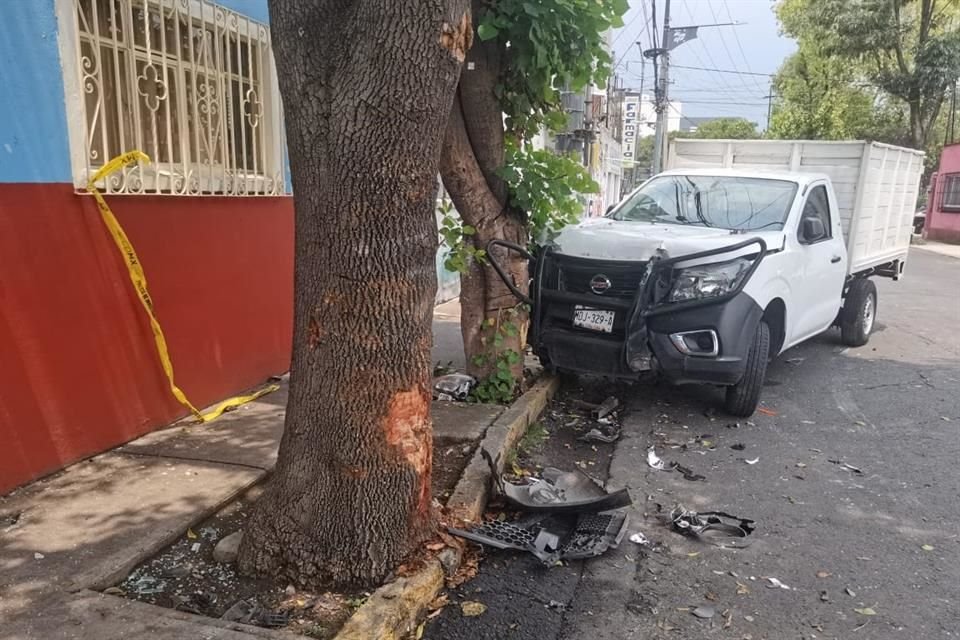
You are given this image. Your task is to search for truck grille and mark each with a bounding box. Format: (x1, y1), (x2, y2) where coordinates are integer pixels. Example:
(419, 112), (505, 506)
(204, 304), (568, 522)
(556, 257), (648, 299)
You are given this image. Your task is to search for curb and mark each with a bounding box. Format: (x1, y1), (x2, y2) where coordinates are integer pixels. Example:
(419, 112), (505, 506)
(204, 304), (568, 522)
(333, 374), (560, 640)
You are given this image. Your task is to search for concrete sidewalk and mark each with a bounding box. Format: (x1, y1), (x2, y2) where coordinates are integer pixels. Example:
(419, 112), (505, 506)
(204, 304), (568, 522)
(913, 239), (960, 260)
(0, 303), (500, 640)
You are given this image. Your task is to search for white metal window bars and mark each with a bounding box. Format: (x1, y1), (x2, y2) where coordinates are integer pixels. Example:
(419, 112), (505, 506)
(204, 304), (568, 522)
(70, 0), (288, 195)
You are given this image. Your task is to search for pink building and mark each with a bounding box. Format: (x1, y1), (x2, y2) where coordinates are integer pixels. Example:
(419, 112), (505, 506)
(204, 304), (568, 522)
(926, 143), (960, 243)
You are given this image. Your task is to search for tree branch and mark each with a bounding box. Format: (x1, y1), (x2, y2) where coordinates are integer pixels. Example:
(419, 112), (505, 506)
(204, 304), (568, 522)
(440, 92), (505, 239)
(457, 0), (508, 206)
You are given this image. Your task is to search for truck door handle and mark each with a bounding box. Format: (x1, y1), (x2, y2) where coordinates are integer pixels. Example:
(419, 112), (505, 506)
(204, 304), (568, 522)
(831, 256), (842, 263)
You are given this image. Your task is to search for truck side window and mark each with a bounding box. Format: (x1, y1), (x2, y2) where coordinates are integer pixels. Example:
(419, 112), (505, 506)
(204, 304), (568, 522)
(799, 185), (832, 243)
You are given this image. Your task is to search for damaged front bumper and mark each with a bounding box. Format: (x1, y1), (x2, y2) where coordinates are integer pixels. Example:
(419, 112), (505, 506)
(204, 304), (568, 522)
(488, 238), (767, 385)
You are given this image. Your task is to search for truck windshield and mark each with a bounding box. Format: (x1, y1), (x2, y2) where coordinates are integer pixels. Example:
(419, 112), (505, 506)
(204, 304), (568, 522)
(610, 175), (799, 231)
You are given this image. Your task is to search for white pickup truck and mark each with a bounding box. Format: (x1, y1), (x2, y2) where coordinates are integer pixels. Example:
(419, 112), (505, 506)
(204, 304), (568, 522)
(509, 140), (925, 416)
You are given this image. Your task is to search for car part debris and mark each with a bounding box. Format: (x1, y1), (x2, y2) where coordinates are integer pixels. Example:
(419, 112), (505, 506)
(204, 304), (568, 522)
(766, 577), (791, 590)
(578, 426), (621, 443)
(666, 505), (755, 543)
(647, 447), (670, 471)
(674, 463), (705, 482)
(828, 459), (863, 475)
(448, 511), (629, 565)
(485, 451), (632, 513)
(647, 447), (704, 480)
(592, 396), (620, 419)
(433, 373), (476, 401)
(629, 532), (650, 545)
(221, 599), (290, 628)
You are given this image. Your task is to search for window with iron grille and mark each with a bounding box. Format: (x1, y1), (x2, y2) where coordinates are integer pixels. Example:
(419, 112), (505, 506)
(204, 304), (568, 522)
(61, 0), (288, 195)
(942, 174), (960, 211)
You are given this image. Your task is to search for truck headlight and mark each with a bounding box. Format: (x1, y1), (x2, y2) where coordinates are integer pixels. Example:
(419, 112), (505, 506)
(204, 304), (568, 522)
(669, 258), (752, 302)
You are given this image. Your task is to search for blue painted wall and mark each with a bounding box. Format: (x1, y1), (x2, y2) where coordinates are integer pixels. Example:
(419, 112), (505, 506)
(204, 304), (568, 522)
(0, 0), (72, 183)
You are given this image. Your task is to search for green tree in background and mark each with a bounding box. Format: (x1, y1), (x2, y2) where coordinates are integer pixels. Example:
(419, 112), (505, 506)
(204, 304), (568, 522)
(678, 117), (760, 139)
(768, 43), (909, 142)
(774, 0), (960, 150)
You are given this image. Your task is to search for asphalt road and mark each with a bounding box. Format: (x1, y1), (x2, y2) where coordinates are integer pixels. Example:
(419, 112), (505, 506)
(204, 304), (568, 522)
(425, 248), (960, 640)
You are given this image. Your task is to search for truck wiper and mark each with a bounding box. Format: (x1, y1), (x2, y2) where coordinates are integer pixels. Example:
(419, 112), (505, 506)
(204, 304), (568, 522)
(694, 190), (712, 227)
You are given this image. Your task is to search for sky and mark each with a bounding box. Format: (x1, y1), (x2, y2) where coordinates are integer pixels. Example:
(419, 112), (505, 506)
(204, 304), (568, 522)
(611, 0), (797, 130)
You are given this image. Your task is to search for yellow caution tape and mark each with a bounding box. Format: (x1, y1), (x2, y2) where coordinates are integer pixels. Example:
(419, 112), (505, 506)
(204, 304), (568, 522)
(87, 151), (278, 423)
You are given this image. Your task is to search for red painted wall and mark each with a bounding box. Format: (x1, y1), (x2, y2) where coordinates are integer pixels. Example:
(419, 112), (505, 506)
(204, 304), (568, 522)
(0, 184), (293, 494)
(927, 143), (960, 243)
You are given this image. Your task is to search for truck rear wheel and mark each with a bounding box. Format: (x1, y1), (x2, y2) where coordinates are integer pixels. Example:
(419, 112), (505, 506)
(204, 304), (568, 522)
(840, 278), (877, 347)
(724, 321), (770, 417)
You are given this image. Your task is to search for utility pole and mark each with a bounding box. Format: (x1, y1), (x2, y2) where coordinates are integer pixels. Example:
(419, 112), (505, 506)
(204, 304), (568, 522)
(651, 0), (671, 174)
(765, 80), (775, 132)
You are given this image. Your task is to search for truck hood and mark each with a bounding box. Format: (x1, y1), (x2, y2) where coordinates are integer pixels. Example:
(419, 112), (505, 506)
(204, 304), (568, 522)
(550, 218), (784, 262)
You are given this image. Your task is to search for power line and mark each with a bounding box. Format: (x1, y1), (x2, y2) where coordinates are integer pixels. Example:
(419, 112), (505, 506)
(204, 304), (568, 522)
(677, 0), (748, 105)
(671, 63), (773, 78)
(612, 6), (648, 47)
(677, 100), (769, 106)
(721, 0), (756, 76)
(706, 0), (756, 95)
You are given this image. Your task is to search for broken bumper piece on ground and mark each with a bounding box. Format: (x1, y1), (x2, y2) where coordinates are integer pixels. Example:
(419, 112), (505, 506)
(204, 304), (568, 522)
(448, 511), (629, 565)
(448, 451), (632, 564)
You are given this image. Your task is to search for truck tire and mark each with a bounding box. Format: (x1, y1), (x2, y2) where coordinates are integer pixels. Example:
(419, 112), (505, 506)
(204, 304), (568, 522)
(840, 278), (877, 347)
(724, 321), (770, 417)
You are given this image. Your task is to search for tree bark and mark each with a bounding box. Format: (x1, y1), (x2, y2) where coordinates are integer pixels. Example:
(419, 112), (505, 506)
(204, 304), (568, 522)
(238, 0), (470, 589)
(440, 0), (528, 381)
(441, 91), (528, 380)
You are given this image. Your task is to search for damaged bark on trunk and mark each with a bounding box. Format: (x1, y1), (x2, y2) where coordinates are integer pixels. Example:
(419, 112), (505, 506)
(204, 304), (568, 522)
(441, 0), (528, 380)
(237, 0), (470, 588)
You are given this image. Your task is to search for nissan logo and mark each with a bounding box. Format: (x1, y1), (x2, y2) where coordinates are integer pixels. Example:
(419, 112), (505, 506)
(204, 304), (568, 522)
(590, 274), (612, 294)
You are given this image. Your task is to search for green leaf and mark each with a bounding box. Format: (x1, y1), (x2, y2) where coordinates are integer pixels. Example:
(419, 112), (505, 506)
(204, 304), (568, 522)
(477, 22), (499, 41)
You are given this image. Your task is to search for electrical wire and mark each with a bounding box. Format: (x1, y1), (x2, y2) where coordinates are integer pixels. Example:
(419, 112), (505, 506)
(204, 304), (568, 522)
(670, 63), (773, 78)
(721, 0), (756, 76)
(706, 0), (757, 95)
(676, 0), (752, 106)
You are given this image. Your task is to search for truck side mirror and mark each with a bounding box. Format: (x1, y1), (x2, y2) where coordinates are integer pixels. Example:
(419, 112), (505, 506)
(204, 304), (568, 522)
(801, 217), (826, 243)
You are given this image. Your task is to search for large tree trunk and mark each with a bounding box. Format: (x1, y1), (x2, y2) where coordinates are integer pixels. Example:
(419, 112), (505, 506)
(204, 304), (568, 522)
(441, 0), (528, 381)
(237, 0), (471, 589)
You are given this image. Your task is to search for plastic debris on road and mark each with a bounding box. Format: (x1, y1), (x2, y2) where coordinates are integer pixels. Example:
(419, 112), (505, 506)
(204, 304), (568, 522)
(448, 452), (632, 565)
(433, 373), (477, 401)
(664, 504), (755, 546)
(647, 447), (669, 471)
(629, 532), (650, 546)
(766, 577), (791, 590)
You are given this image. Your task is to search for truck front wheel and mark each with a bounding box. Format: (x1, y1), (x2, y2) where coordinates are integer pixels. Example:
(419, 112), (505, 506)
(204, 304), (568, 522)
(840, 278), (877, 347)
(724, 320), (770, 417)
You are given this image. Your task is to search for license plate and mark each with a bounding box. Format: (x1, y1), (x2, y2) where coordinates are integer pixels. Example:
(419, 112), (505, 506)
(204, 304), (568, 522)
(573, 306), (615, 333)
